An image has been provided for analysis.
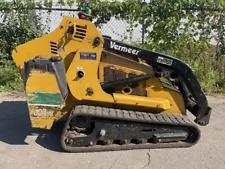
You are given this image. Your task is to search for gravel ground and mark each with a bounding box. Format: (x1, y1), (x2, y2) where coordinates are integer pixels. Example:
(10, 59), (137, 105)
(0, 92), (225, 169)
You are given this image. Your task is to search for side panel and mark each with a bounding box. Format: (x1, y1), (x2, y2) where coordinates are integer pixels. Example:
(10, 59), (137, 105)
(98, 51), (186, 114)
(146, 78), (186, 114)
(25, 70), (66, 129)
(66, 48), (114, 103)
(103, 37), (211, 125)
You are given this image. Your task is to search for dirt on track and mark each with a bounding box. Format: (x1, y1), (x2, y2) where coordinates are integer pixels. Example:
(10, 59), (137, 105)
(0, 92), (225, 169)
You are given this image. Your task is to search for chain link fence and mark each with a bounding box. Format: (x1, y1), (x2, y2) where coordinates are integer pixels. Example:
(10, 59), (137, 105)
(0, 7), (144, 44)
(43, 8), (143, 43)
(0, 4), (223, 51)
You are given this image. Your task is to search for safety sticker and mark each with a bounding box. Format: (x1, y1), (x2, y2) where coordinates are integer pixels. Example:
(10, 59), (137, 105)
(157, 56), (173, 66)
(80, 52), (97, 60)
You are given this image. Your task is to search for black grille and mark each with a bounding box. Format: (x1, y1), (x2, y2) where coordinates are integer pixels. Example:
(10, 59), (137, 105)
(74, 25), (87, 40)
(50, 41), (58, 55)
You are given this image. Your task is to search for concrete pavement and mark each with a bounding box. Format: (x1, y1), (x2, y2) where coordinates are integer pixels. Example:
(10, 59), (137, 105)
(0, 92), (224, 169)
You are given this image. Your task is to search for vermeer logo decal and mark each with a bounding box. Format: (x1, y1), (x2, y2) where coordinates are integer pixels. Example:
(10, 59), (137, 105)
(110, 41), (140, 55)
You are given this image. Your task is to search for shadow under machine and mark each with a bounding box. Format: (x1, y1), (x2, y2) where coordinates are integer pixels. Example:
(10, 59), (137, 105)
(11, 3), (212, 152)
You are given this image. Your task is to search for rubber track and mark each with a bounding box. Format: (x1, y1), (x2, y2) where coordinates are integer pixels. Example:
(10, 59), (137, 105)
(60, 105), (201, 153)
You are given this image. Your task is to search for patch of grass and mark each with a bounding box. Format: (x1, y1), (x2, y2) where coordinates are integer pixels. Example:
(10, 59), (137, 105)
(0, 59), (24, 92)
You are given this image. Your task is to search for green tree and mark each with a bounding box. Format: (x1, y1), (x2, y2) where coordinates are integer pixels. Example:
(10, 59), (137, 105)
(0, 0), (47, 91)
(86, 0), (225, 50)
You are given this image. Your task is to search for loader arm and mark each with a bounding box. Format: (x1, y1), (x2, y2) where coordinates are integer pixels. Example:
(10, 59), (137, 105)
(103, 37), (211, 126)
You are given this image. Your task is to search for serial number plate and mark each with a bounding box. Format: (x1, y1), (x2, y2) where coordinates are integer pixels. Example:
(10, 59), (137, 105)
(157, 56), (173, 66)
(33, 108), (55, 117)
(80, 52), (97, 60)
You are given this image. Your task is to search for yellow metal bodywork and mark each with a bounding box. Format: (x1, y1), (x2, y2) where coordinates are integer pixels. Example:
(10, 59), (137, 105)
(26, 70), (61, 93)
(146, 78), (186, 114)
(98, 50), (185, 114)
(113, 93), (171, 110)
(25, 70), (67, 129)
(12, 16), (186, 129)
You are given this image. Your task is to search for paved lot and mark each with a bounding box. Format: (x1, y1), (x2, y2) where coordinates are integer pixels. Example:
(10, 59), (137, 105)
(0, 92), (225, 169)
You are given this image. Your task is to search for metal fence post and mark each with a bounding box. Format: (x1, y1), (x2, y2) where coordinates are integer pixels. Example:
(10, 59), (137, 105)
(219, 13), (225, 55)
(142, 0), (146, 48)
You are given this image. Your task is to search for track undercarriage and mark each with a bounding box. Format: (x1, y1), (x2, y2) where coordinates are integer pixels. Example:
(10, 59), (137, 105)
(61, 105), (200, 152)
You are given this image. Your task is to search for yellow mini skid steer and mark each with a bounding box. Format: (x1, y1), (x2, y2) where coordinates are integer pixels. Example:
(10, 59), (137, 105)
(11, 12), (211, 152)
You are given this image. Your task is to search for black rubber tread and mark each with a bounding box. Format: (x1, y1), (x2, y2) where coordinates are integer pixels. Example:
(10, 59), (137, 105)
(60, 105), (200, 153)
